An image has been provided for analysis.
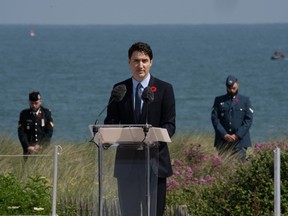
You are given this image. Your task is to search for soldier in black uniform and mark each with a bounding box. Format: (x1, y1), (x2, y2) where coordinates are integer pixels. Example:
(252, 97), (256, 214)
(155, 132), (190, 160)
(211, 75), (253, 161)
(18, 91), (54, 160)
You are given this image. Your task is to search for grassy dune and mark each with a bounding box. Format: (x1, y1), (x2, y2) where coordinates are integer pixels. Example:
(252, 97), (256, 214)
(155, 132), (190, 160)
(1, 132), (287, 200)
(0, 133), (215, 196)
(2, 133), (288, 215)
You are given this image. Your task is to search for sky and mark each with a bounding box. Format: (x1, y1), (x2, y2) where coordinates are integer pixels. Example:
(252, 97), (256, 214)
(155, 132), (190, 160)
(0, 0), (288, 25)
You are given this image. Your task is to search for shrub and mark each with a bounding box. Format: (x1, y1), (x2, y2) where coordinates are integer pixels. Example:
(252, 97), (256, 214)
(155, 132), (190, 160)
(0, 173), (52, 215)
(166, 140), (288, 215)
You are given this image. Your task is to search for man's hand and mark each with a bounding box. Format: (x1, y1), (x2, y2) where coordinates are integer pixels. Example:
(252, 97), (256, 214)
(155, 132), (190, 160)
(27, 144), (41, 153)
(231, 134), (239, 141)
(224, 134), (239, 142)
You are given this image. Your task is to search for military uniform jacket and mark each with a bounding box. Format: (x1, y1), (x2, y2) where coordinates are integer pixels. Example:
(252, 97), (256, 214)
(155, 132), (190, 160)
(211, 93), (253, 148)
(18, 106), (54, 151)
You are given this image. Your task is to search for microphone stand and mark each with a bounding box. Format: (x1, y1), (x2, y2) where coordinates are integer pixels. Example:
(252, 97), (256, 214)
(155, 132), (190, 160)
(92, 83), (126, 135)
(141, 87), (155, 216)
(143, 122), (151, 138)
(92, 99), (114, 134)
(141, 87), (154, 140)
(90, 84), (126, 216)
(142, 100), (152, 138)
(143, 104), (152, 216)
(90, 98), (114, 216)
(90, 96), (117, 145)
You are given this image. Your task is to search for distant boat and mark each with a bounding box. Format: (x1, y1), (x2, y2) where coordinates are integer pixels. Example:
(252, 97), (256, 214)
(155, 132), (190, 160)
(30, 29), (36, 37)
(271, 51), (285, 60)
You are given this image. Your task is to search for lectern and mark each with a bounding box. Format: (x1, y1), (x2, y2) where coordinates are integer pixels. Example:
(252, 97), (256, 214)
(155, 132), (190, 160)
(89, 124), (171, 216)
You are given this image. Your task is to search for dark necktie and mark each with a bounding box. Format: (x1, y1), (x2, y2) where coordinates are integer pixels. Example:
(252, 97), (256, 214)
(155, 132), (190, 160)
(135, 83), (142, 123)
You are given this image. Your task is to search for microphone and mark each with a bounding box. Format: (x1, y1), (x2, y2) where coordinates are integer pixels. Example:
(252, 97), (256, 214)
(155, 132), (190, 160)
(141, 86), (154, 104)
(141, 87), (154, 134)
(111, 84), (127, 102)
(93, 84), (127, 126)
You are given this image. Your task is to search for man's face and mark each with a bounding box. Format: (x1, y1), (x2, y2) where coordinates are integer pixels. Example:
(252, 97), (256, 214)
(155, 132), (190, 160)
(227, 82), (239, 96)
(29, 100), (41, 111)
(128, 51), (152, 82)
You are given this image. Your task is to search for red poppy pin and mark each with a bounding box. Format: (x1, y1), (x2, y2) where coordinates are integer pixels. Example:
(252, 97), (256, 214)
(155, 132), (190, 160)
(234, 98), (238, 103)
(151, 86), (157, 93)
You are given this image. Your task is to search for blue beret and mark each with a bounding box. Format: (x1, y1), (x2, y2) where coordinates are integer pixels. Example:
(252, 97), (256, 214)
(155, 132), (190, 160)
(226, 75), (238, 88)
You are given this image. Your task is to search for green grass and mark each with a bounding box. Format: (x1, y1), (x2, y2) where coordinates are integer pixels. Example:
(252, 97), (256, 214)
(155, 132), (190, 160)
(1, 133), (288, 215)
(0, 132), (240, 198)
(0, 136), (98, 199)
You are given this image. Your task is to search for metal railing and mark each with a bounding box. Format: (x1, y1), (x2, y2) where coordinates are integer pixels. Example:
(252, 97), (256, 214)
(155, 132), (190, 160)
(0, 145), (62, 216)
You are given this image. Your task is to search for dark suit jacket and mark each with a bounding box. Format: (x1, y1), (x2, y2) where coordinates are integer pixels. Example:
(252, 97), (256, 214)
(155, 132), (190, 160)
(211, 93), (253, 148)
(104, 75), (176, 178)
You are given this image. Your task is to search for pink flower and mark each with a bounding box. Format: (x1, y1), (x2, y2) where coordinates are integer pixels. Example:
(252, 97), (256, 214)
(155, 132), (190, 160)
(234, 98), (239, 103)
(174, 170), (181, 176)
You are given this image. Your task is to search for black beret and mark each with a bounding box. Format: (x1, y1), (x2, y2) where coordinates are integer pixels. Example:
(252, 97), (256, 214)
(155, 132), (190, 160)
(29, 91), (41, 101)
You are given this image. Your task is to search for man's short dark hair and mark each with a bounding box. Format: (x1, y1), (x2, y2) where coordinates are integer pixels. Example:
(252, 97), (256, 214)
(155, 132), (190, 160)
(128, 42), (153, 60)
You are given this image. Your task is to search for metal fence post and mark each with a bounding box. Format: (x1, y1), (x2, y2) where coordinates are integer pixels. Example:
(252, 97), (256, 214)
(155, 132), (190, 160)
(274, 147), (281, 216)
(52, 145), (61, 216)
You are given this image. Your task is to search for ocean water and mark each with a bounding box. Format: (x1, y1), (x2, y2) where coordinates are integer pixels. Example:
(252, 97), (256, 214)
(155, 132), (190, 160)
(0, 24), (287, 143)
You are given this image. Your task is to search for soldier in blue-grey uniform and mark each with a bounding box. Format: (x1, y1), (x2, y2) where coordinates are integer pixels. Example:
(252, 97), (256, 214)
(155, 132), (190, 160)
(18, 91), (54, 160)
(211, 75), (253, 161)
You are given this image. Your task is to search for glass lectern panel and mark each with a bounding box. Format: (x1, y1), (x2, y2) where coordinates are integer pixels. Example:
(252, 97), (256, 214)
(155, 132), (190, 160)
(89, 125), (162, 216)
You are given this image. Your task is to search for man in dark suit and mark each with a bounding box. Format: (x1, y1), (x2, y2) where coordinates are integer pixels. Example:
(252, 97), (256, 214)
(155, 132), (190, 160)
(211, 75), (253, 162)
(104, 42), (176, 216)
